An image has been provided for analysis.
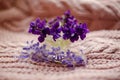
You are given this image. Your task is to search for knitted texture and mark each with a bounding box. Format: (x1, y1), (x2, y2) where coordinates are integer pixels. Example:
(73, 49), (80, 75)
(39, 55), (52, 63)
(0, 0), (120, 31)
(0, 28), (120, 80)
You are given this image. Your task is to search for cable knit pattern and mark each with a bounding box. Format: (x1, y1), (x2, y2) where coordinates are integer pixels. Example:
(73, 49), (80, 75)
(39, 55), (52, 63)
(0, 0), (120, 31)
(0, 27), (120, 80)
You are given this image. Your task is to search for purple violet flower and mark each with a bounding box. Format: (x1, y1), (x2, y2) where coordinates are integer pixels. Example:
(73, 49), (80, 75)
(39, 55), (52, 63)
(28, 10), (89, 43)
(50, 21), (62, 41)
(29, 18), (50, 42)
(20, 10), (89, 68)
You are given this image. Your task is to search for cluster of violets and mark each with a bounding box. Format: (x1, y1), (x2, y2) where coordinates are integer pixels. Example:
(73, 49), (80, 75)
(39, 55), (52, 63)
(29, 10), (89, 42)
(20, 10), (89, 68)
(20, 41), (87, 67)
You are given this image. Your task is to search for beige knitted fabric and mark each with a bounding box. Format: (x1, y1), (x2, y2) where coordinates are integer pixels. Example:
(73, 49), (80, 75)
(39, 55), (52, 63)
(0, 0), (120, 31)
(0, 27), (120, 80)
(0, 0), (120, 80)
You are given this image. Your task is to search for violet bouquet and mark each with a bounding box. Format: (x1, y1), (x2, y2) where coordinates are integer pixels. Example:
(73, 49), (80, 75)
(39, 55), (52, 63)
(19, 10), (89, 68)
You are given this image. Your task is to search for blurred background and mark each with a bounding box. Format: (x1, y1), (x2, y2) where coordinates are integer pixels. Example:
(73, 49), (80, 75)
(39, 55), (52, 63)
(0, 0), (120, 32)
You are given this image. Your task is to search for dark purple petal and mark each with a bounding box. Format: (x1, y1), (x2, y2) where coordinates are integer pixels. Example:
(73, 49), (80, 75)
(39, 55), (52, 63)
(70, 34), (79, 42)
(53, 21), (59, 29)
(43, 28), (50, 35)
(63, 33), (70, 40)
(80, 33), (86, 40)
(36, 18), (41, 23)
(64, 10), (70, 16)
(53, 34), (61, 41)
(38, 36), (45, 42)
(28, 22), (35, 33)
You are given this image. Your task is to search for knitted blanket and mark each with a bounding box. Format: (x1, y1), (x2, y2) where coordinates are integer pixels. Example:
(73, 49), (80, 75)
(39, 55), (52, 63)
(0, 28), (120, 80)
(0, 0), (120, 79)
